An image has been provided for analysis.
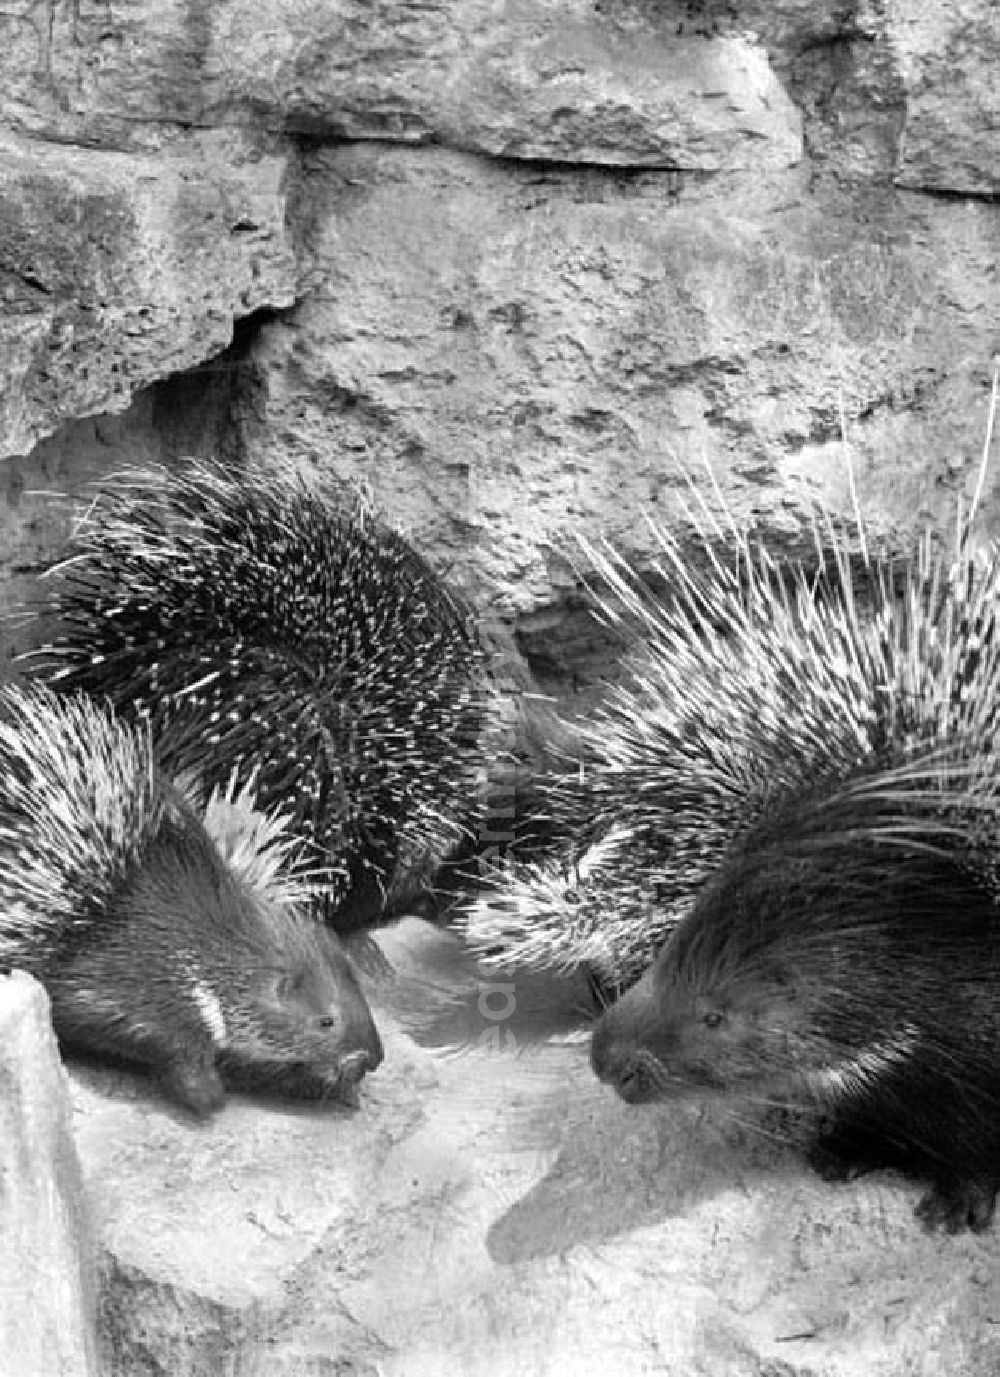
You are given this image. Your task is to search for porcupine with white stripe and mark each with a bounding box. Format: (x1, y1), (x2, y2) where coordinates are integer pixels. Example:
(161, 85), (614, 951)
(0, 684), (383, 1114)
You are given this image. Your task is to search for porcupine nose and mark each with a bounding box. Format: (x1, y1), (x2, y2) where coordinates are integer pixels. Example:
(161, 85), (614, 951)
(591, 1002), (659, 1102)
(342, 1013), (384, 1082)
(591, 1038), (656, 1102)
(339, 1046), (380, 1084)
(591, 1018), (633, 1086)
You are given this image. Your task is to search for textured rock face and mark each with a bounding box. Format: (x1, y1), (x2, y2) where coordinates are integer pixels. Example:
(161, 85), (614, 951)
(6, 1), (802, 169)
(240, 143), (997, 613)
(0, 127), (296, 460)
(0, 974), (98, 1377)
(888, 0), (1000, 193)
(1, 0), (997, 641)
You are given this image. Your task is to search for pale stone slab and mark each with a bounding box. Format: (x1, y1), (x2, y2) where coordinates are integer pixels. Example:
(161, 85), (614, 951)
(0, 972), (97, 1377)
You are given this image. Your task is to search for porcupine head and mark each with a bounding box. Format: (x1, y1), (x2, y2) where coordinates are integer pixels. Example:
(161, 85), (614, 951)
(47, 785), (384, 1116)
(590, 779), (1000, 1233)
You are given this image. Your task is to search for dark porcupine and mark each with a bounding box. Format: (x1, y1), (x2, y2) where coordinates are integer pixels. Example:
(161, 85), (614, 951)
(462, 478), (999, 996)
(28, 460), (488, 933)
(543, 449), (1000, 1229)
(0, 683), (383, 1115)
(591, 736), (1000, 1234)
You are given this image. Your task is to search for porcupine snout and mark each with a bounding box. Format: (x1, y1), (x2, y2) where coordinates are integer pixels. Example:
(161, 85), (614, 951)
(326, 941), (384, 1080)
(339, 992), (384, 1082)
(591, 1031), (651, 1102)
(590, 978), (670, 1103)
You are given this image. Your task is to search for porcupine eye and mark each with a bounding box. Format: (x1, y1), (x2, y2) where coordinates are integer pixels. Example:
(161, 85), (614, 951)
(703, 1011), (724, 1030)
(317, 1015), (336, 1030)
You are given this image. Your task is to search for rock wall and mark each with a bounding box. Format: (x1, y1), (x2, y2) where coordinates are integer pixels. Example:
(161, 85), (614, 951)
(1, 0), (998, 676)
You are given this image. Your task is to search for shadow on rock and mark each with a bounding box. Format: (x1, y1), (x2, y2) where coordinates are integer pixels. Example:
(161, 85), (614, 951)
(361, 917), (594, 1052)
(485, 1092), (805, 1265)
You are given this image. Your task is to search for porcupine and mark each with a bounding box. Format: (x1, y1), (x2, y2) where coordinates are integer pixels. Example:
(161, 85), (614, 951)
(461, 528), (854, 988)
(460, 427), (1000, 1228)
(463, 469), (1000, 996)
(590, 729), (1000, 1234)
(521, 462), (1000, 1231)
(26, 459), (487, 932)
(0, 683), (383, 1114)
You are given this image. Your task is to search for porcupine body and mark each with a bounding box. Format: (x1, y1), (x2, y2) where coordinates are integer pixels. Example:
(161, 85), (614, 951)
(539, 480), (1000, 1228)
(467, 469), (1000, 1227)
(590, 733), (1000, 1233)
(463, 499), (994, 994)
(28, 460), (487, 932)
(0, 684), (383, 1114)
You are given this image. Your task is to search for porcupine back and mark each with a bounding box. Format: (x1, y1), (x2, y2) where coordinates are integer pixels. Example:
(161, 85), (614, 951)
(462, 486), (999, 992)
(0, 683), (383, 1114)
(27, 460), (487, 933)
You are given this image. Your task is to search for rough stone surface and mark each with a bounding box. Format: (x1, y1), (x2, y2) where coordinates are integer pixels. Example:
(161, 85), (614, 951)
(4, 1), (803, 171)
(888, 0), (1000, 194)
(736, 0), (1000, 193)
(0, 973), (98, 1376)
(67, 921), (1000, 1376)
(0, 127), (297, 460)
(5, 2), (997, 196)
(2, 1), (997, 488)
(239, 142), (999, 613)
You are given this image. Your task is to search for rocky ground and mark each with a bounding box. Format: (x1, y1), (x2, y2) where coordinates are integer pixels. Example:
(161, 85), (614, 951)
(62, 920), (1000, 1376)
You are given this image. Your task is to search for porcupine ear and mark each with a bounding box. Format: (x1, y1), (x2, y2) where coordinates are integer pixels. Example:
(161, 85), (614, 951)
(167, 765), (208, 814)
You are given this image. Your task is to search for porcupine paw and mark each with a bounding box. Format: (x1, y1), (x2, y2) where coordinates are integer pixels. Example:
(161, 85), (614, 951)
(915, 1177), (998, 1234)
(160, 1055), (226, 1116)
(807, 1127), (891, 1184)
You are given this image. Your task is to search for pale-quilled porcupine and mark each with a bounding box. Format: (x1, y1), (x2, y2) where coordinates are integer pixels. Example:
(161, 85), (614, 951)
(0, 683), (383, 1114)
(27, 460), (487, 933)
(466, 452), (1000, 1231)
(462, 487), (1000, 997)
